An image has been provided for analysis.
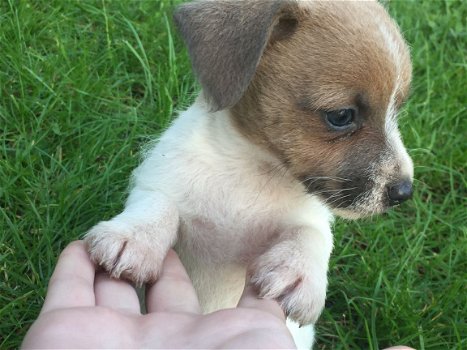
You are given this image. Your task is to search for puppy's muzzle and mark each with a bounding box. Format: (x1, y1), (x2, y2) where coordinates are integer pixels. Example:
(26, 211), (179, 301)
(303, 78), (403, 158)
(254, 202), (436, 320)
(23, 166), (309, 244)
(386, 179), (413, 206)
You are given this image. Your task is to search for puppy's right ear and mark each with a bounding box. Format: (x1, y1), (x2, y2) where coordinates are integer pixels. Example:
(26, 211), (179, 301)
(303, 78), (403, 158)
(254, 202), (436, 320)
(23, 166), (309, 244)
(173, 0), (298, 111)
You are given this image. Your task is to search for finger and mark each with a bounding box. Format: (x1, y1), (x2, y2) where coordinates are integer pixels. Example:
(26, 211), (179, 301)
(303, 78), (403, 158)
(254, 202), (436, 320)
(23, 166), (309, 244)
(237, 282), (286, 321)
(41, 240), (96, 313)
(94, 273), (141, 314)
(146, 250), (201, 314)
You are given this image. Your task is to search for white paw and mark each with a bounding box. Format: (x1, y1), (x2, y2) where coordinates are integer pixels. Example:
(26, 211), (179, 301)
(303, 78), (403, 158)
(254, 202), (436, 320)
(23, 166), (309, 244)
(250, 249), (327, 325)
(84, 221), (165, 285)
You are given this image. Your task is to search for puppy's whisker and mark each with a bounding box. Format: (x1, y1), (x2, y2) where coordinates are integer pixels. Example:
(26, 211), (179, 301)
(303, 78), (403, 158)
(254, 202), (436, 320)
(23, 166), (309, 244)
(323, 193), (355, 207)
(301, 175), (351, 183)
(310, 187), (358, 196)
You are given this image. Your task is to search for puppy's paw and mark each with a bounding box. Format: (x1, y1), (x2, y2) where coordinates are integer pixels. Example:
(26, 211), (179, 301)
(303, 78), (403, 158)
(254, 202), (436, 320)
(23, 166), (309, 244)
(85, 221), (165, 285)
(250, 250), (327, 325)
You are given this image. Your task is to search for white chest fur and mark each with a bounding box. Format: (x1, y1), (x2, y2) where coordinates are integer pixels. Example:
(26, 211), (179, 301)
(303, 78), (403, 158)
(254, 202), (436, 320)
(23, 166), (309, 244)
(132, 98), (333, 265)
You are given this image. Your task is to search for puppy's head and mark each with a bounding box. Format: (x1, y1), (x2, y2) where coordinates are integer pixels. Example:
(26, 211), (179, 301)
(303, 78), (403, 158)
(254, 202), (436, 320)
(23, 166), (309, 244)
(174, 0), (413, 218)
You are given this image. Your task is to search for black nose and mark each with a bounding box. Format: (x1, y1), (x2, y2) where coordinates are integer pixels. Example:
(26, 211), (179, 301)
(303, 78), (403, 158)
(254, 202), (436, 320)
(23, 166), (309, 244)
(387, 180), (413, 206)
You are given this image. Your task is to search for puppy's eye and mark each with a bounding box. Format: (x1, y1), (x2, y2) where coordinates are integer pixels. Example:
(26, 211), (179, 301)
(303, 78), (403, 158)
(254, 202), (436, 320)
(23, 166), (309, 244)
(325, 109), (355, 130)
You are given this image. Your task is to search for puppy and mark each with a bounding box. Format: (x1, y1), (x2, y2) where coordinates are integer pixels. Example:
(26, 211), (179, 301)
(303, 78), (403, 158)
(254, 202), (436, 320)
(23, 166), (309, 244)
(85, 0), (413, 347)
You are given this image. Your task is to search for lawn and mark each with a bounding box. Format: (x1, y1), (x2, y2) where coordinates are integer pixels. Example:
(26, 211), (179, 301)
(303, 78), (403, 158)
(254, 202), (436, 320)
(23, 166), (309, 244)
(0, 0), (465, 349)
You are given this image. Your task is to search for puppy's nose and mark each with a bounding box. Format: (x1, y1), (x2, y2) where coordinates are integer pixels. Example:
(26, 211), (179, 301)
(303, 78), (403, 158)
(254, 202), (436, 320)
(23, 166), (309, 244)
(387, 180), (413, 206)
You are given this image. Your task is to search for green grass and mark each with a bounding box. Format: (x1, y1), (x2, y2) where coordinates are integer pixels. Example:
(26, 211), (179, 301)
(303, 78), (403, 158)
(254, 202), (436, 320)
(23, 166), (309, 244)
(0, 0), (465, 349)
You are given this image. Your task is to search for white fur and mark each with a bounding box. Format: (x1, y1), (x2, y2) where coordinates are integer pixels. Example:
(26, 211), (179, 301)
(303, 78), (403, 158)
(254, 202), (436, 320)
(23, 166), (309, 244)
(379, 17), (414, 182)
(86, 96), (334, 348)
(287, 320), (315, 350)
(385, 115), (414, 179)
(378, 21), (402, 76)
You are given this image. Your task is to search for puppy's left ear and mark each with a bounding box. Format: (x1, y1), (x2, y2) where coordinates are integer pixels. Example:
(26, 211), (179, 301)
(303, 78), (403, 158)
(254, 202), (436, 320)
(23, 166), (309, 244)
(173, 0), (298, 111)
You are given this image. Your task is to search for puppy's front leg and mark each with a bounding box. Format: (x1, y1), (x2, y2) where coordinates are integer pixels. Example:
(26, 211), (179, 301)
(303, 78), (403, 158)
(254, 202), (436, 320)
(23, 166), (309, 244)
(84, 189), (179, 285)
(250, 226), (333, 325)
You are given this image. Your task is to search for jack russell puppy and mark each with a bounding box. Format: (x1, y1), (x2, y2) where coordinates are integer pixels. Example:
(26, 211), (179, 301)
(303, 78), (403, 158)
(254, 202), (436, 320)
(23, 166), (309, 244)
(85, 0), (414, 347)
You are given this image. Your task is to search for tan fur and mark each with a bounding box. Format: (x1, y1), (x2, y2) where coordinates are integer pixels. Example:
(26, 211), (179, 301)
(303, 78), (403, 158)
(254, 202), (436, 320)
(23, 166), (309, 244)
(232, 1), (411, 188)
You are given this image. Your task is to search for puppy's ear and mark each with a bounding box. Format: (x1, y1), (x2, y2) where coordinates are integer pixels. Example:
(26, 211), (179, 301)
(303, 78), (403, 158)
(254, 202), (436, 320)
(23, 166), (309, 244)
(174, 0), (298, 111)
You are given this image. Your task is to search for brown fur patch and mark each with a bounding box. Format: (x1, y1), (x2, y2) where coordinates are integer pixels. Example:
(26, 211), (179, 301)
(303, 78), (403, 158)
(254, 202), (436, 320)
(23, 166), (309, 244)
(173, 0), (299, 111)
(228, 1), (412, 209)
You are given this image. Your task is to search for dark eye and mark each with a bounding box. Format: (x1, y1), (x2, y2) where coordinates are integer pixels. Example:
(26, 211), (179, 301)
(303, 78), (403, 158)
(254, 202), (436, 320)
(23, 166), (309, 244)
(325, 109), (355, 130)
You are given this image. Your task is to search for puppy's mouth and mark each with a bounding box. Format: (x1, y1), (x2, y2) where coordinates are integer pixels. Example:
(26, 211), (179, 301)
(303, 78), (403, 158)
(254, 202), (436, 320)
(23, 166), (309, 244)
(300, 176), (413, 219)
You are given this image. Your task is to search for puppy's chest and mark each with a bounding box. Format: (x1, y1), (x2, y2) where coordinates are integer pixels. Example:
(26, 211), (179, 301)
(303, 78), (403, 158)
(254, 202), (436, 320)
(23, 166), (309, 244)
(179, 212), (281, 263)
(175, 166), (302, 263)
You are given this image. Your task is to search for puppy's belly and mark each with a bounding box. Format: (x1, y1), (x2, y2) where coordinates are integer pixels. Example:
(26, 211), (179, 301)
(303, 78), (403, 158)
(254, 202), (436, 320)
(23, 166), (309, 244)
(176, 242), (246, 312)
(174, 216), (279, 312)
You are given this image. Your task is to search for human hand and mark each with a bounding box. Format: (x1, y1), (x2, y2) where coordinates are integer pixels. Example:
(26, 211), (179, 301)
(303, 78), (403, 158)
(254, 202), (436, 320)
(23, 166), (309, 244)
(22, 241), (295, 349)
